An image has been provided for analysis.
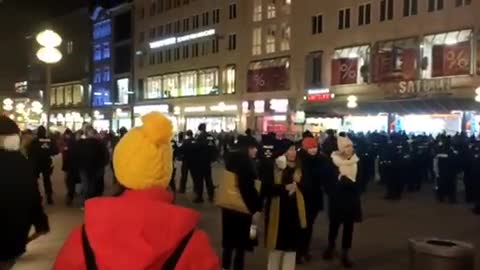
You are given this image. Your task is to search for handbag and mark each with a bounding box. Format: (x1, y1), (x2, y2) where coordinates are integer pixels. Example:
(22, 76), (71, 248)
(215, 170), (261, 214)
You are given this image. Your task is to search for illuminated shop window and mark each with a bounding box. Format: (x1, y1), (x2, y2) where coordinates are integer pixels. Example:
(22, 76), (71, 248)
(56, 86), (64, 106)
(116, 78), (130, 105)
(372, 38), (419, 82)
(180, 71), (197, 96)
(267, 0), (276, 19)
(64, 85), (73, 105)
(50, 88), (56, 106)
(163, 74), (179, 97)
(331, 45), (370, 85)
(198, 69), (219, 95)
(73, 85), (83, 105)
(422, 29), (472, 78)
(266, 25), (276, 53)
(146, 76), (162, 99)
(224, 66), (236, 94)
(252, 27), (262, 55)
(280, 23), (290, 51)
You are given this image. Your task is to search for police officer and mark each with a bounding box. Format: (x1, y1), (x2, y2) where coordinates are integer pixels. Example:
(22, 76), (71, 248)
(470, 142), (480, 214)
(192, 123), (217, 203)
(28, 126), (58, 204)
(179, 130), (194, 194)
(434, 138), (459, 203)
(169, 139), (179, 193)
(258, 132), (277, 202)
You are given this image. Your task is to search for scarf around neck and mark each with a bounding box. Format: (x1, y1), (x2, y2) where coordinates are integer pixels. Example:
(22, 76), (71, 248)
(331, 151), (359, 182)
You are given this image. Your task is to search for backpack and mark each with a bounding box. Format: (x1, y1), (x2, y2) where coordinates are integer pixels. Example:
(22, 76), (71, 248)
(81, 225), (194, 270)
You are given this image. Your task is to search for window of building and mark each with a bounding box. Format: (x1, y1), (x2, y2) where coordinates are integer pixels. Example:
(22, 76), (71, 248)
(157, 25), (164, 37)
(183, 0), (189, 4)
(180, 71), (197, 96)
(166, 0), (172, 10)
(338, 8), (351, 30)
(306, 51), (323, 87)
(64, 85), (73, 105)
(380, 0), (394, 21)
(139, 32), (145, 43)
(229, 3), (237, 19)
(282, 0), (291, 14)
(165, 49), (172, 62)
(166, 23), (172, 34)
(202, 12), (210, 26)
(192, 43), (199, 57)
(193, 15), (200, 29)
(56, 87), (64, 106)
(202, 41), (209, 56)
(332, 45), (370, 85)
(267, 0), (276, 18)
(174, 20), (181, 34)
(103, 42), (110, 59)
(372, 38), (419, 82)
(163, 74), (179, 97)
(312, 14), (323, 34)
(149, 27), (156, 39)
(94, 45), (102, 61)
(49, 88), (56, 106)
(358, 3), (371, 25)
(247, 57), (290, 92)
(149, 53), (155, 65)
(174, 47), (180, 61)
(266, 25), (276, 54)
(116, 78), (130, 105)
(103, 67), (111, 82)
(198, 69), (219, 95)
(94, 69), (102, 83)
(146, 76), (162, 99)
(428, 0), (443, 12)
(138, 55), (144, 68)
(66, 41), (74, 54)
(213, 9), (220, 24)
(183, 18), (190, 32)
(280, 23), (290, 51)
(182, 45), (189, 59)
(73, 84), (83, 105)
(157, 51), (163, 64)
(403, 0), (418, 16)
(252, 27), (262, 55)
(228, 34), (237, 51)
(93, 20), (112, 40)
(158, 0), (164, 13)
(224, 66), (236, 94)
(455, 0), (471, 6)
(253, 0), (262, 22)
(140, 7), (145, 19)
(212, 38), (219, 53)
(173, 0), (180, 8)
(150, 2), (156, 16)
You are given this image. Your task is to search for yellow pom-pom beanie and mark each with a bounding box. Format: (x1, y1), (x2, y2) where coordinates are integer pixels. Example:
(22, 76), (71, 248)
(113, 112), (173, 190)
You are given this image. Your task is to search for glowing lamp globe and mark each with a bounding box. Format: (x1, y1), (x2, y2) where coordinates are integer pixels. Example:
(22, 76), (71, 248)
(476, 87), (480, 96)
(475, 95), (480, 103)
(36, 47), (63, 64)
(36, 30), (62, 48)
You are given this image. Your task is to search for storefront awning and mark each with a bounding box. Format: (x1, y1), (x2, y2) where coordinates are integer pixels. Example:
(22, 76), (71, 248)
(305, 97), (480, 115)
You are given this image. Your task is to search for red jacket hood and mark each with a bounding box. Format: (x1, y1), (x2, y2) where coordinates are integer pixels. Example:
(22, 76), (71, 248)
(83, 188), (200, 270)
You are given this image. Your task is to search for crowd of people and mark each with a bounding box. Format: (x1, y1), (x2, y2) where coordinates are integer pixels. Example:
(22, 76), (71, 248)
(2, 109), (480, 270)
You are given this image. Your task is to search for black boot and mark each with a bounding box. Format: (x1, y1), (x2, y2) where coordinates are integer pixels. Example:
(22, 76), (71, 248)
(47, 195), (54, 205)
(322, 247), (335, 261)
(341, 250), (354, 268)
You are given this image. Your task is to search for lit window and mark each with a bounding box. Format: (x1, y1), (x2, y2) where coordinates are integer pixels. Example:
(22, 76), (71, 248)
(180, 71), (197, 96)
(94, 45), (102, 61)
(266, 25), (276, 54)
(198, 69), (219, 95)
(73, 85), (83, 104)
(280, 23), (290, 51)
(94, 69), (102, 83)
(163, 73), (179, 97)
(224, 66), (236, 94)
(267, 0), (276, 19)
(253, 0), (262, 22)
(103, 42), (110, 59)
(252, 27), (262, 55)
(103, 67), (111, 82)
(146, 76), (162, 99)
(116, 78), (130, 105)
(66, 41), (74, 54)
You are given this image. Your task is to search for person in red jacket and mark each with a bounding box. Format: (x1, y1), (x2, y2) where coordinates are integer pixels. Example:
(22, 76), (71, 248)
(53, 112), (220, 270)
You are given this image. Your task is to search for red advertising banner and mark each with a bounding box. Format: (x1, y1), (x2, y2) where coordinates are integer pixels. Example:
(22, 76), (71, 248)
(331, 58), (358, 85)
(372, 48), (417, 82)
(247, 66), (290, 92)
(432, 41), (471, 77)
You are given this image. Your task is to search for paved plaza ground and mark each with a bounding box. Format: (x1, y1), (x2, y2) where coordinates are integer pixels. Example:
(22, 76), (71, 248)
(12, 159), (480, 270)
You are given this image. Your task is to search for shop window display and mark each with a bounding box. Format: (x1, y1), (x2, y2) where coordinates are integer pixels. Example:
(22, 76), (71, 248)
(116, 78), (130, 105)
(331, 45), (370, 85)
(198, 68), (219, 95)
(180, 71), (197, 96)
(186, 116), (236, 132)
(224, 66), (236, 94)
(373, 38), (419, 82)
(50, 88), (56, 106)
(56, 86), (65, 106)
(73, 85), (84, 105)
(146, 76), (162, 99)
(64, 85), (73, 105)
(163, 74), (179, 97)
(422, 29), (472, 78)
(247, 57), (290, 92)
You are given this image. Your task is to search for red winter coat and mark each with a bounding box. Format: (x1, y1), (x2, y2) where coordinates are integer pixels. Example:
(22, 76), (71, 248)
(53, 188), (220, 270)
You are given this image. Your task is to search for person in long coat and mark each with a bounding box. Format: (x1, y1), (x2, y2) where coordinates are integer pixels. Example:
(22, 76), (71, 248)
(0, 116), (50, 270)
(264, 140), (307, 270)
(221, 135), (262, 270)
(323, 136), (362, 269)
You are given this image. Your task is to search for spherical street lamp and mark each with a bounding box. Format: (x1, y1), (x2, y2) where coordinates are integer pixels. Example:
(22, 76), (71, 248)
(36, 47), (63, 64)
(36, 30), (62, 48)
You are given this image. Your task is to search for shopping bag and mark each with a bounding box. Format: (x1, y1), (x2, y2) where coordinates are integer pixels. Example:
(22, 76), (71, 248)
(215, 170), (261, 214)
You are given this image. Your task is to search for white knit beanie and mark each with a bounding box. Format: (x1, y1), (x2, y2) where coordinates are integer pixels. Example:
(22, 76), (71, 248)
(337, 136), (353, 152)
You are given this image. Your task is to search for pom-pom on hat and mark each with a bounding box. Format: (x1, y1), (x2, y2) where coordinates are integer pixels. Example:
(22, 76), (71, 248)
(113, 112), (173, 190)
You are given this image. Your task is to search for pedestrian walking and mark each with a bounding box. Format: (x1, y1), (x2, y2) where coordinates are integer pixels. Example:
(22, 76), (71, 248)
(221, 135), (262, 270)
(28, 125), (58, 204)
(53, 112), (220, 270)
(323, 136), (362, 269)
(0, 116), (49, 270)
(265, 140), (307, 270)
(76, 126), (109, 205)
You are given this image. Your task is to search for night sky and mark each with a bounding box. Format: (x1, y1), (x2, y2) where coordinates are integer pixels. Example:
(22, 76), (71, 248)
(0, 0), (87, 92)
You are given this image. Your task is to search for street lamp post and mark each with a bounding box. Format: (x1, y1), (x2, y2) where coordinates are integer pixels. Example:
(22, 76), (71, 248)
(36, 29), (63, 130)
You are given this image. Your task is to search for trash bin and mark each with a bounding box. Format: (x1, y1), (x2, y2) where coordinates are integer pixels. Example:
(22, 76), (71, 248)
(409, 238), (475, 270)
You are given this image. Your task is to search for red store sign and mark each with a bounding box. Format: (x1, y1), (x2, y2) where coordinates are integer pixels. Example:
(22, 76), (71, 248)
(247, 66), (290, 92)
(432, 41), (471, 77)
(331, 58), (358, 85)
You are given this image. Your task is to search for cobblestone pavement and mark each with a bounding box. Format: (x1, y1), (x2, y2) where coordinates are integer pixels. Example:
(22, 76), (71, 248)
(12, 159), (480, 270)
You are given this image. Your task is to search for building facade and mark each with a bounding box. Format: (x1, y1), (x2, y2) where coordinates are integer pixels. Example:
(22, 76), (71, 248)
(133, 0), (480, 135)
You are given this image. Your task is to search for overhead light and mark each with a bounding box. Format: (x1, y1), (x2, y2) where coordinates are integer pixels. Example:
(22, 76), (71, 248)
(347, 95), (358, 102)
(149, 37), (176, 49)
(475, 87), (480, 96)
(347, 101), (358, 108)
(475, 95), (480, 103)
(36, 29), (62, 47)
(36, 47), (63, 63)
